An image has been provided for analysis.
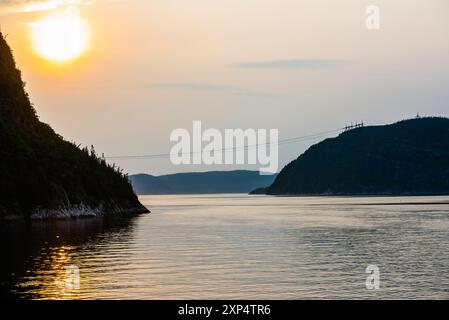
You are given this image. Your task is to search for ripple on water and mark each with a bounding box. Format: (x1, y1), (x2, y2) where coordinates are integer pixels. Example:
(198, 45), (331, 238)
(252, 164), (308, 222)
(1, 195), (449, 299)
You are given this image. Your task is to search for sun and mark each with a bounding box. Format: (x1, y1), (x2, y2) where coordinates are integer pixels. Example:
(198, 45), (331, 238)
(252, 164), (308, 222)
(30, 8), (89, 63)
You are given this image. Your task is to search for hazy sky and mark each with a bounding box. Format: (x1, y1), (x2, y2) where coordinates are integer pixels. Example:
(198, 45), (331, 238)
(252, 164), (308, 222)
(1, 0), (448, 175)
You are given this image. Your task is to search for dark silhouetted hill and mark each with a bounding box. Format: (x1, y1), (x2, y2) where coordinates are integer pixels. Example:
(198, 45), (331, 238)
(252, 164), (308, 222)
(130, 171), (277, 195)
(267, 117), (449, 195)
(0, 33), (148, 219)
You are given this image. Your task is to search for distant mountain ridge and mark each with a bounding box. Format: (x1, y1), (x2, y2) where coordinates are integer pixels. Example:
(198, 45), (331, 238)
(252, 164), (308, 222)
(0, 33), (148, 219)
(266, 117), (449, 196)
(129, 170), (277, 195)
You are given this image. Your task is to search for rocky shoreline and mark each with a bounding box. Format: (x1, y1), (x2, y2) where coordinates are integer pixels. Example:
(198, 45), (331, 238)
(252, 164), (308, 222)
(2, 201), (149, 221)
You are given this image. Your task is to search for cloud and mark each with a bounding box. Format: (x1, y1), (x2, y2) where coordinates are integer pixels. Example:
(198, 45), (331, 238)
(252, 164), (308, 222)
(231, 59), (347, 69)
(154, 83), (248, 93)
(152, 83), (288, 99)
(0, 0), (95, 14)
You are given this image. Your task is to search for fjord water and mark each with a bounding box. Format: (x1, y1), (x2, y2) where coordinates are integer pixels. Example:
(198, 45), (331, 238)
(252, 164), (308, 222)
(1, 195), (449, 299)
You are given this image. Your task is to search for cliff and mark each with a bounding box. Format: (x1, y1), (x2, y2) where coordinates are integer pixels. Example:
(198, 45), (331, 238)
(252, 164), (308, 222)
(0, 33), (149, 219)
(267, 117), (449, 195)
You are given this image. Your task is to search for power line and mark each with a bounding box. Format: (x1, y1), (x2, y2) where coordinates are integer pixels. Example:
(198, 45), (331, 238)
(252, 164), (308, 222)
(105, 127), (344, 160)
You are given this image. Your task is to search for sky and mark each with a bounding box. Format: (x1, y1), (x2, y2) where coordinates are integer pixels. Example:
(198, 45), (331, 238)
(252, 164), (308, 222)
(0, 0), (448, 175)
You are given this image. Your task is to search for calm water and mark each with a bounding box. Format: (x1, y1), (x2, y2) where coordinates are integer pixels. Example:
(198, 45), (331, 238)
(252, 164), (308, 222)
(1, 194), (449, 300)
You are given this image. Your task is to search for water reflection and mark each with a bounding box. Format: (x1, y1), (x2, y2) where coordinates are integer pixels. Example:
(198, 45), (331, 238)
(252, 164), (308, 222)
(0, 217), (137, 299)
(1, 195), (449, 299)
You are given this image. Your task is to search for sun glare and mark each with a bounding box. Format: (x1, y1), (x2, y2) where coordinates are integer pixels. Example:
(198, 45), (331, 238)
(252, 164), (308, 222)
(30, 7), (89, 63)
